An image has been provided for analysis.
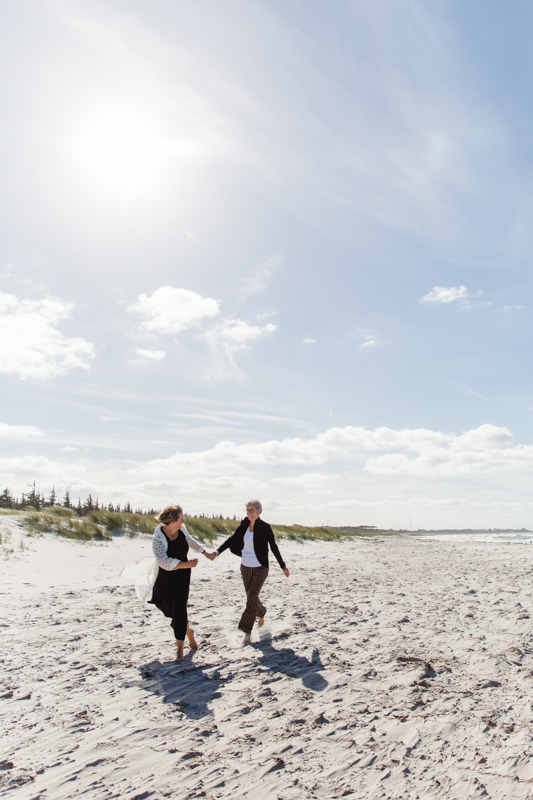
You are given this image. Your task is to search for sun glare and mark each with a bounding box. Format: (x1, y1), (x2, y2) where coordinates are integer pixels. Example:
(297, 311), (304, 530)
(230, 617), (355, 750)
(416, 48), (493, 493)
(74, 108), (169, 195)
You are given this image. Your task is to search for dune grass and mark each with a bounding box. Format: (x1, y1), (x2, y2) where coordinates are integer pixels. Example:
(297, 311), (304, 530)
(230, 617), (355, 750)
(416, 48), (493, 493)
(21, 507), (158, 541)
(18, 508), (232, 543)
(183, 516), (236, 543)
(15, 507), (399, 544)
(23, 508), (111, 541)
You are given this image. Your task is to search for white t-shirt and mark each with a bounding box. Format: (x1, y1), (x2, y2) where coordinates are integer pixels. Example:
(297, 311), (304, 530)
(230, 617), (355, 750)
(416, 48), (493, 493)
(241, 526), (262, 568)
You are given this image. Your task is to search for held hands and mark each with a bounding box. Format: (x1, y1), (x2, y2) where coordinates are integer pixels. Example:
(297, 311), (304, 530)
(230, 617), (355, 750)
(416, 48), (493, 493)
(203, 551), (217, 561)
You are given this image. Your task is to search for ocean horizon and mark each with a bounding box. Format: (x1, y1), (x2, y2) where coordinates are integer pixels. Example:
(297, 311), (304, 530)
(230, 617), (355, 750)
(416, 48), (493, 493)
(411, 530), (533, 544)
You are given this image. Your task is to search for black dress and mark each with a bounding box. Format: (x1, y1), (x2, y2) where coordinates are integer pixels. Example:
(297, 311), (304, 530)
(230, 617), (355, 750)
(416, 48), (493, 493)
(149, 529), (191, 640)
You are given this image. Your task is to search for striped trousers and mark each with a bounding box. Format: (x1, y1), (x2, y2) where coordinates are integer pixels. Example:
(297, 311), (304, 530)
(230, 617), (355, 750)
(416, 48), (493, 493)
(238, 565), (269, 634)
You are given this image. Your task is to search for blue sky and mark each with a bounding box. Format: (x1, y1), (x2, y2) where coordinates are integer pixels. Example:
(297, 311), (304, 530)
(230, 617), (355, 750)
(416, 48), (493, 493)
(1, 0), (533, 528)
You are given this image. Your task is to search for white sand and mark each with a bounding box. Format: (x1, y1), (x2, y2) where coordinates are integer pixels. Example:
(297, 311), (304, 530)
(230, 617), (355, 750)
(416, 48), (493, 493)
(2, 515), (533, 799)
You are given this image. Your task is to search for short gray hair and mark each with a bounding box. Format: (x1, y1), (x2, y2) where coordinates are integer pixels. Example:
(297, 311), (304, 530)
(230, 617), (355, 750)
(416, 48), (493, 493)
(246, 499), (262, 513)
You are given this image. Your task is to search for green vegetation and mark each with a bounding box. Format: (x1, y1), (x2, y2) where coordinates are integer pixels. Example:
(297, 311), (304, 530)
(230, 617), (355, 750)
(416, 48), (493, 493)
(12, 507), (401, 544)
(271, 524), (401, 541)
(183, 516), (236, 543)
(5, 502), (528, 544)
(86, 510), (155, 535)
(21, 507), (156, 541)
(23, 508), (112, 541)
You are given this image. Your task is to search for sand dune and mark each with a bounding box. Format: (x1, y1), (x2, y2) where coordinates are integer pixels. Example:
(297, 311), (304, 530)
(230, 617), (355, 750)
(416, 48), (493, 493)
(2, 514), (533, 799)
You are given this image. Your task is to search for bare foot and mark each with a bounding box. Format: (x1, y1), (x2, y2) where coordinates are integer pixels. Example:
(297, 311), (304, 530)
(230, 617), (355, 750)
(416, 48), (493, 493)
(186, 625), (198, 650)
(242, 632), (251, 645)
(258, 617), (265, 627)
(175, 639), (184, 659)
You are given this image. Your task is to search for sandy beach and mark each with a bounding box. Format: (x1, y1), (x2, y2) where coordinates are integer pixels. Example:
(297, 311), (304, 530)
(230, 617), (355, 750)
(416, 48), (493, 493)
(2, 516), (533, 800)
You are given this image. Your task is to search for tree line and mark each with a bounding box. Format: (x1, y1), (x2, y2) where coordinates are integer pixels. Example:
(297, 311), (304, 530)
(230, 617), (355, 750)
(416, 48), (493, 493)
(0, 482), (238, 520)
(0, 482), (154, 516)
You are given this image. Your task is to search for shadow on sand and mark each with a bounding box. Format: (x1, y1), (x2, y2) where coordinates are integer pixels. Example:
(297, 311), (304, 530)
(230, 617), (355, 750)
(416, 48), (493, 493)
(136, 657), (224, 720)
(252, 636), (329, 691)
(136, 637), (328, 719)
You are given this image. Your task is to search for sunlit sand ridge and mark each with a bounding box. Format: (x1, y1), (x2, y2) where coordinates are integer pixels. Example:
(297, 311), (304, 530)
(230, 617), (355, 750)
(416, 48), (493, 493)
(2, 515), (533, 799)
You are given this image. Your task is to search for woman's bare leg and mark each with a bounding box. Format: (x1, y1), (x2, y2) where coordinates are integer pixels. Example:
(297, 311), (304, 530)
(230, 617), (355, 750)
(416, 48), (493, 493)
(258, 616), (265, 626)
(176, 626), (196, 658)
(186, 624), (198, 649)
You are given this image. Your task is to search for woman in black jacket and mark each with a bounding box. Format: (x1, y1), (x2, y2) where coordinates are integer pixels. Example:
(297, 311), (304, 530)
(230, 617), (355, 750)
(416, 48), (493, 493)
(215, 500), (289, 639)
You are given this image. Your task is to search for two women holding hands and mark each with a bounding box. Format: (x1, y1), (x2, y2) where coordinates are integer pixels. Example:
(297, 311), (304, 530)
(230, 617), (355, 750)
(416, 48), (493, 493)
(148, 500), (289, 657)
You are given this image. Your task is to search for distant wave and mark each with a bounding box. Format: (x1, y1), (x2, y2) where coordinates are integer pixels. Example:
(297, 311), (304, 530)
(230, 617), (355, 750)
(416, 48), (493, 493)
(412, 531), (533, 544)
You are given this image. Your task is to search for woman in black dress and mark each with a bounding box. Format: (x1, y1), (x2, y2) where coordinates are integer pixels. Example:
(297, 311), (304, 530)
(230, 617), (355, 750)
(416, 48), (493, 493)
(149, 505), (216, 658)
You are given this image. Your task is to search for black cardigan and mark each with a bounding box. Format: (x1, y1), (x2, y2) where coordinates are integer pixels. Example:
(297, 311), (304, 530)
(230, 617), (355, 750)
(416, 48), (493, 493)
(217, 517), (286, 570)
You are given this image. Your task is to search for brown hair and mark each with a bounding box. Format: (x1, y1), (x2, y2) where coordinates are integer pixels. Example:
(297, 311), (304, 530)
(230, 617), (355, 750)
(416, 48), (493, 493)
(155, 505), (183, 525)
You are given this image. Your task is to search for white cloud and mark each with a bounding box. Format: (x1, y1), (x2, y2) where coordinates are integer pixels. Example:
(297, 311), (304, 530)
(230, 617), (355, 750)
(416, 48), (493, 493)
(0, 423), (44, 439)
(0, 292), (95, 380)
(236, 256), (283, 302)
(419, 285), (468, 305)
(364, 423), (523, 476)
(128, 286), (220, 335)
(128, 287), (278, 379)
(206, 319), (277, 351)
(301, 338), (316, 344)
(359, 329), (381, 349)
(1, 423), (532, 528)
(61, 446), (77, 452)
(203, 318), (277, 377)
(504, 304), (525, 312)
(137, 423), (512, 472)
(134, 348), (166, 361)
(450, 424), (513, 451)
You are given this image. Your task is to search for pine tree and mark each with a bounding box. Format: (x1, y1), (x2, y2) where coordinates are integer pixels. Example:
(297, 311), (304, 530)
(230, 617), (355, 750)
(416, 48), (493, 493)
(26, 482), (40, 510)
(47, 487), (57, 507)
(76, 498), (83, 516)
(124, 501), (132, 514)
(84, 494), (94, 513)
(63, 491), (71, 509)
(0, 487), (14, 508)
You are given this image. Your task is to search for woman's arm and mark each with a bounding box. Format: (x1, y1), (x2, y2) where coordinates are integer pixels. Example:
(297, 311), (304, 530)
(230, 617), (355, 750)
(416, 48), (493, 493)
(213, 519), (247, 558)
(152, 532), (179, 571)
(267, 526), (289, 574)
(152, 529), (200, 570)
(215, 533), (235, 556)
(174, 558), (199, 569)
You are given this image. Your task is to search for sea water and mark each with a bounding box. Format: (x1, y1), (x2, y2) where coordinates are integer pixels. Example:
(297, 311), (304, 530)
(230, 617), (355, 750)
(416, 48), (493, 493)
(411, 531), (533, 544)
